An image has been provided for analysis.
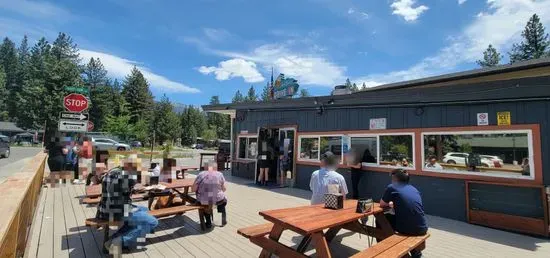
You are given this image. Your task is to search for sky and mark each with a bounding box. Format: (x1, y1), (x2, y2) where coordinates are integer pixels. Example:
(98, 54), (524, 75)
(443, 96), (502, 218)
(1, 0), (550, 106)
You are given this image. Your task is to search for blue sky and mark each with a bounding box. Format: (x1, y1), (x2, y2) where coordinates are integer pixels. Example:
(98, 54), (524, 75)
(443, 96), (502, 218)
(1, 0), (550, 106)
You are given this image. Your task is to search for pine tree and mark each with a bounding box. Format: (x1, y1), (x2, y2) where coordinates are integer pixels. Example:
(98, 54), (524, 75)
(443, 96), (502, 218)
(122, 67), (154, 124)
(345, 78), (352, 88)
(246, 85), (258, 102)
(509, 14), (550, 63)
(232, 90), (245, 103)
(350, 83), (359, 92)
(152, 95), (181, 144)
(17, 35), (30, 88)
(476, 44), (502, 67)
(0, 67), (7, 120)
(51, 33), (80, 64)
(84, 57), (113, 130)
(207, 95), (228, 139)
(361, 83), (367, 91)
(104, 100), (135, 140)
(180, 106), (207, 145)
(261, 82), (271, 101)
(299, 89), (310, 97)
(0, 38), (19, 119)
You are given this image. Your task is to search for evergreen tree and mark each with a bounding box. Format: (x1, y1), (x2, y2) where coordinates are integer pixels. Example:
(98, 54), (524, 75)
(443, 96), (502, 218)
(509, 14), (550, 63)
(16, 35), (30, 88)
(180, 105), (207, 146)
(122, 67), (154, 124)
(260, 82), (271, 101)
(104, 100), (134, 140)
(51, 33), (80, 64)
(350, 83), (359, 92)
(476, 44), (502, 67)
(0, 37), (19, 119)
(84, 58), (113, 130)
(207, 95), (229, 139)
(299, 89), (310, 97)
(232, 90), (245, 103)
(0, 68), (7, 120)
(246, 85), (258, 102)
(361, 82), (367, 91)
(83, 57), (107, 87)
(345, 78), (352, 88)
(111, 79), (124, 116)
(152, 95), (181, 144)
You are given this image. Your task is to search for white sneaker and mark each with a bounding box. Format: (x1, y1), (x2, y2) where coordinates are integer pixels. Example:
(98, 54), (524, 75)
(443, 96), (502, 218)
(73, 179), (79, 184)
(104, 237), (122, 257)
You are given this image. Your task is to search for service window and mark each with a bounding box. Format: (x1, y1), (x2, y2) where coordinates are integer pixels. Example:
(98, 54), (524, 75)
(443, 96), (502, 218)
(299, 137), (320, 161)
(422, 130), (533, 178)
(379, 135), (414, 168)
(350, 136), (378, 164)
(238, 136), (258, 160)
(320, 136), (343, 163)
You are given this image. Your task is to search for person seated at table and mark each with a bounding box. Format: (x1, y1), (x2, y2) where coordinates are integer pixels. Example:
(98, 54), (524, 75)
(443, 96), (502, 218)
(379, 169), (427, 258)
(192, 161), (228, 228)
(309, 151), (348, 205)
(98, 156), (158, 254)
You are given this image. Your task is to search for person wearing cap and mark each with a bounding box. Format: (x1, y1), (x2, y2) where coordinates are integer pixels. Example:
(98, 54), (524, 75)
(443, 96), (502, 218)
(309, 151), (348, 205)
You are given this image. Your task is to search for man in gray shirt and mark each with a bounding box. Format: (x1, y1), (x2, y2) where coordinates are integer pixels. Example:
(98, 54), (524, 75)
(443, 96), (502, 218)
(309, 151), (348, 205)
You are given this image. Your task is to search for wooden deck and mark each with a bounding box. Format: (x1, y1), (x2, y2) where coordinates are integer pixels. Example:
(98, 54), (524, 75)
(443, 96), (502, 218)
(26, 173), (550, 258)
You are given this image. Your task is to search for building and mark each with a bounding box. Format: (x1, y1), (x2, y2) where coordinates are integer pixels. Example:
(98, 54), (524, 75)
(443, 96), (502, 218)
(203, 57), (550, 237)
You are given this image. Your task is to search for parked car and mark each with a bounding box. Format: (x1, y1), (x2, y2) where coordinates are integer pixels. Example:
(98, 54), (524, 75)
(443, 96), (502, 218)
(92, 138), (131, 151)
(479, 155), (504, 167)
(191, 143), (204, 149)
(130, 141), (143, 148)
(0, 134), (10, 158)
(442, 152), (493, 167)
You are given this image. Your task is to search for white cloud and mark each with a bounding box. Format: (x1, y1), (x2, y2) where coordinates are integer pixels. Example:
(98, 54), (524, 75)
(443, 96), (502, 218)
(357, 0), (550, 88)
(198, 58), (265, 83)
(80, 49), (200, 93)
(458, 0), (467, 5)
(348, 8), (355, 14)
(202, 28), (231, 42)
(0, 0), (72, 20)
(390, 0), (429, 22)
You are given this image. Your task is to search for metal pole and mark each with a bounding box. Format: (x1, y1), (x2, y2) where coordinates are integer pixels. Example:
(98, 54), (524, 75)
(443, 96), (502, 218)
(150, 130), (155, 164)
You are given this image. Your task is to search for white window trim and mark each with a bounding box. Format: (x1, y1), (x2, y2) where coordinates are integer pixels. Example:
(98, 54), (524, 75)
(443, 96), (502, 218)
(298, 134), (344, 163)
(349, 132), (416, 170)
(420, 129), (535, 180)
(237, 136), (258, 161)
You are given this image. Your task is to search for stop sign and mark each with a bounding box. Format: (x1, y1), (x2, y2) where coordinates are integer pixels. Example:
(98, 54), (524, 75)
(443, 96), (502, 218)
(87, 121), (94, 131)
(63, 93), (89, 112)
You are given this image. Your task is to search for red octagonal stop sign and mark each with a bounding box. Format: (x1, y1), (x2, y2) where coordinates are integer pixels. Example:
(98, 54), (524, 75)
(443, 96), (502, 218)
(64, 93), (89, 113)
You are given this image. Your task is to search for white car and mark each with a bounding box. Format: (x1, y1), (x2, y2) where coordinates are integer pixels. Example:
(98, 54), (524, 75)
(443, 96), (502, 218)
(480, 155), (504, 167)
(442, 152), (493, 167)
(93, 138), (131, 151)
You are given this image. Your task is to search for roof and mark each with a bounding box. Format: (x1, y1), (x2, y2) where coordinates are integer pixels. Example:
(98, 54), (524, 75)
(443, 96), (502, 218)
(203, 58), (550, 112)
(0, 121), (25, 132)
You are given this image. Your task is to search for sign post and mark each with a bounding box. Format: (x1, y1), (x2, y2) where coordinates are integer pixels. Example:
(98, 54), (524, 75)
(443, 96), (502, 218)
(64, 86), (89, 95)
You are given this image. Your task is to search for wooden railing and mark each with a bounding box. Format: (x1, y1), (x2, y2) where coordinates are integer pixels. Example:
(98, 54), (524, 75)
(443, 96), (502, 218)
(0, 152), (47, 258)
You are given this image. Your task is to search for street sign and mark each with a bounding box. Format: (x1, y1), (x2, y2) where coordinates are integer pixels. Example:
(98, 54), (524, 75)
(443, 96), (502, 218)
(58, 119), (88, 132)
(60, 112), (89, 121)
(87, 121), (94, 131)
(64, 93), (89, 113)
(65, 86), (89, 95)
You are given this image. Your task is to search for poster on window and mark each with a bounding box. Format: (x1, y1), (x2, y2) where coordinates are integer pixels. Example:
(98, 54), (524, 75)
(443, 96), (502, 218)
(369, 118), (387, 130)
(342, 135), (350, 154)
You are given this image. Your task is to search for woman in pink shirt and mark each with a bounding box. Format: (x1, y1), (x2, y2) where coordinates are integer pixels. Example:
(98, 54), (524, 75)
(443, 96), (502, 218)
(192, 161), (228, 228)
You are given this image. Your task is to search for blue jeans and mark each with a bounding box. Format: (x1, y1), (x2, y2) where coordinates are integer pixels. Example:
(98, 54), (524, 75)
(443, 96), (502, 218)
(111, 206), (158, 249)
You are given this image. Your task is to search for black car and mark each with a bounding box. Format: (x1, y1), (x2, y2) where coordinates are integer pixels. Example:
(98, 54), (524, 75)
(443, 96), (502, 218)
(0, 135), (10, 158)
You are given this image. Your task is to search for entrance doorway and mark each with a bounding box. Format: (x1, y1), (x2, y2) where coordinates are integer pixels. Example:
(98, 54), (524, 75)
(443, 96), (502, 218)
(255, 127), (296, 186)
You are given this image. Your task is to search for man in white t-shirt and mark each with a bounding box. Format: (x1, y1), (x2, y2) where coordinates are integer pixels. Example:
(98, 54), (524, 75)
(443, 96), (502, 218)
(309, 151), (348, 205)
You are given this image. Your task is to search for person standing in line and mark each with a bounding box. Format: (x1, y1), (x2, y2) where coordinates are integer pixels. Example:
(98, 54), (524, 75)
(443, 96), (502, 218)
(309, 151), (348, 205)
(257, 139), (271, 186)
(46, 132), (68, 173)
(278, 150), (290, 187)
(347, 148), (364, 199)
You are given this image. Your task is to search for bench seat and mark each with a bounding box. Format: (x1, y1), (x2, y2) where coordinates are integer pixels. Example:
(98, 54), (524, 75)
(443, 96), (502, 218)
(351, 233), (430, 258)
(149, 205), (202, 218)
(82, 193), (146, 204)
(237, 223), (274, 239)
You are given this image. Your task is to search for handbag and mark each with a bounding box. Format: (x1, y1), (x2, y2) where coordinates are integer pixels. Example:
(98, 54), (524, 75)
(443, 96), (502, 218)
(356, 198), (374, 213)
(324, 193), (344, 209)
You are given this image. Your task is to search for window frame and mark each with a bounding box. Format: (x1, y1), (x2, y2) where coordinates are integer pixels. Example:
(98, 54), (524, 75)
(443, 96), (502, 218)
(297, 134), (344, 164)
(237, 135), (258, 161)
(421, 129), (535, 180)
(349, 132), (416, 170)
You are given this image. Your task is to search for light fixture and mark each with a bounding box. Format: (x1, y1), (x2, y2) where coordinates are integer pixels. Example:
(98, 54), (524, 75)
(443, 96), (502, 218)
(327, 99), (335, 105)
(316, 106), (324, 115)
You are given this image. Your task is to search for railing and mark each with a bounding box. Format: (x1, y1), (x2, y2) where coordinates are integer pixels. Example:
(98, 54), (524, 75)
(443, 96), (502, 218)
(0, 152), (47, 258)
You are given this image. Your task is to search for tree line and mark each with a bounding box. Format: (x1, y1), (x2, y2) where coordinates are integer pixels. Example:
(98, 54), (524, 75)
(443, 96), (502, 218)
(0, 33), (229, 146)
(477, 14), (550, 67)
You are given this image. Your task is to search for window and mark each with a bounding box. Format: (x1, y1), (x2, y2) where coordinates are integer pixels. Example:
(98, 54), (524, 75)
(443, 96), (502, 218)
(350, 136), (377, 164)
(299, 137), (320, 161)
(238, 136), (258, 160)
(349, 134), (414, 169)
(298, 135), (343, 163)
(422, 130), (533, 178)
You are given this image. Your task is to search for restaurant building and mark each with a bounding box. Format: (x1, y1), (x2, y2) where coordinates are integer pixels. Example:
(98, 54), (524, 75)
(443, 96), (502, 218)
(203, 58), (550, 237)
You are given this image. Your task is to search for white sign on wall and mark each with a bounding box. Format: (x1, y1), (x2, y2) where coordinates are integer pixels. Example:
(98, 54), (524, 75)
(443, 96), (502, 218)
(477, 113), (489, 126)
(369, 118), (387, 130)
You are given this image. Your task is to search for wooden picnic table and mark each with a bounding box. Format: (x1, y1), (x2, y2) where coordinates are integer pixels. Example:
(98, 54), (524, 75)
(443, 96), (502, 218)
(255, 199), (395, 258)
(146, 178), (197, 210)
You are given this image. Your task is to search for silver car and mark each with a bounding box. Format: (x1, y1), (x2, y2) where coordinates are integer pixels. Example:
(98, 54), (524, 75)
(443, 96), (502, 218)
(93, 138), (131, 151)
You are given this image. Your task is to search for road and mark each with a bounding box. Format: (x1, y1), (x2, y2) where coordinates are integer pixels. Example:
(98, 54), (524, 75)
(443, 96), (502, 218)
(0, 147), (42, 184)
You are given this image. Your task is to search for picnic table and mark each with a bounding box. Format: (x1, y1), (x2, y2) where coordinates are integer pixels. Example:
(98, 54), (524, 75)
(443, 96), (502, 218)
(240, 200), (396, 258)
(144, 178), (197, 209)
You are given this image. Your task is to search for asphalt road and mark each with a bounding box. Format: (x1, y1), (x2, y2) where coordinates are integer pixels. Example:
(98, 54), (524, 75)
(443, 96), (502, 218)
(0, 147), (42, 183)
